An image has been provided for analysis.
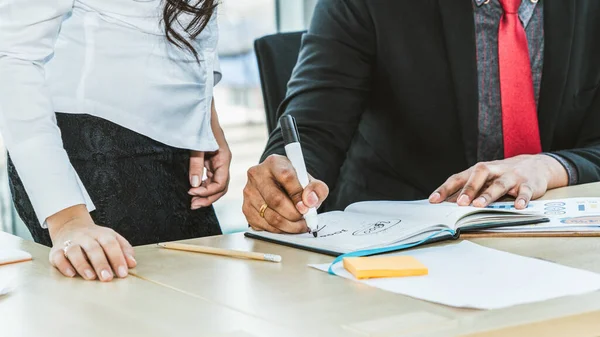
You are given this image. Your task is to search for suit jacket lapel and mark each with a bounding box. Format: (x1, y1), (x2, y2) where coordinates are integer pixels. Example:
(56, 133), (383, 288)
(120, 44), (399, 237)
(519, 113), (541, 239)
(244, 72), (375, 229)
(538, 0), (576, 150)
(438, 0), (479, 166)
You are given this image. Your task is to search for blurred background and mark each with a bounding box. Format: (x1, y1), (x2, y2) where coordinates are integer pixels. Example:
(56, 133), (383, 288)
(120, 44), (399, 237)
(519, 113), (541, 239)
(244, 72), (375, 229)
(0, 0), (318, 239)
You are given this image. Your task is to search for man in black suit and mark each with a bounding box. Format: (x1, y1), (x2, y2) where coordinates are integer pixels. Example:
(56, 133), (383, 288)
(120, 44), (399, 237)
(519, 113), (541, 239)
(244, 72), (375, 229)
(243, 0), (600, 233)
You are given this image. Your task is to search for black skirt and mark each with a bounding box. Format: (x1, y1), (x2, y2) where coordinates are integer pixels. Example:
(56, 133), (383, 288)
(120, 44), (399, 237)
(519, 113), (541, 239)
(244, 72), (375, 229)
(8, 113), (222, 247)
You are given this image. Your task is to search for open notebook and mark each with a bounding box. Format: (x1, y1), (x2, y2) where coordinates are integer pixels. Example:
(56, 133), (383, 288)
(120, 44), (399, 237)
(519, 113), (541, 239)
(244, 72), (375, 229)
(245, 199), (548, 256)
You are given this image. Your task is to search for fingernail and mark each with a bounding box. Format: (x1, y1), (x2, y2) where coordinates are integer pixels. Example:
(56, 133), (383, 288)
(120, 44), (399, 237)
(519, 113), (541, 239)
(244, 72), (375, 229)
(306, 192), (318, 208)
(191, 204), (203, 210)
(128, 254), (137, 265)
(84, 269), (95, 280)
(517, 199), (526, 209)
(101, 269), (112, 281)
(429, 192), (440, 202)
(65, 267), (75, 278)
(118, 266), (128, 278)
(191, 175), (200, 188)
(458, 194), (470, 205)
(296, 201), (309, 215)
(475, 196), (487, 206)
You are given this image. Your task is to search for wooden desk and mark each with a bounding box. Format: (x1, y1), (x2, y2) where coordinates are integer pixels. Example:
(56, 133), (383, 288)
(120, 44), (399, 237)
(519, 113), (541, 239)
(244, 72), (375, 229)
(0, 232), (302, 337)
(131, 182), (600, 337)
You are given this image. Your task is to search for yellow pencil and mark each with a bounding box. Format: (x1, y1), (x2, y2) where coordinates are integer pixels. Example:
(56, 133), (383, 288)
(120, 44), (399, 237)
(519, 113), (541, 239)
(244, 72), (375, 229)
(157, 242), (282, 263)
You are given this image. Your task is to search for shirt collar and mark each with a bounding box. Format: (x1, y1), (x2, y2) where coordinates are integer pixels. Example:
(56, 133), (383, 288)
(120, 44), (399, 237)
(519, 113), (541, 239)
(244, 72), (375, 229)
(474, 0), (539, 7)
(473, 0), (540, 28)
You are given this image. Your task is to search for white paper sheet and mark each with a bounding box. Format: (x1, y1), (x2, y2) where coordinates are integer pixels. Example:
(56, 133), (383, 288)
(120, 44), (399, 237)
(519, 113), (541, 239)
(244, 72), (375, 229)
(0, 248), (32, 266)
(483, 198), (600, 232)
(0, 277), (14, 296)
(310, 241), (600, 310)
(0, 249), (32, 296)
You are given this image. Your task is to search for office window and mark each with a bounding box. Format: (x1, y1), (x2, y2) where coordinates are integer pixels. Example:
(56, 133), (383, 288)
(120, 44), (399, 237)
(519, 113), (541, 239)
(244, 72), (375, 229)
(212, 0), (277, 232)
(213, 0), (314, 232)
(276, 0), (316, 32)
(215, 0), (276, 126)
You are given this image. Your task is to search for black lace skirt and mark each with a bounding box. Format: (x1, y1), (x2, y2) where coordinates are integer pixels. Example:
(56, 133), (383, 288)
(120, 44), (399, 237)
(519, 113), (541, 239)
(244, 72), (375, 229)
(8, 113), (221, 247)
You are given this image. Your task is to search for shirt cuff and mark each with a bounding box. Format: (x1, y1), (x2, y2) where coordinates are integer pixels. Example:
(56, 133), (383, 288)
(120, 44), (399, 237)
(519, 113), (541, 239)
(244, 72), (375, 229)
(9, 135), (95, 228)
(543, 152), (579, 186)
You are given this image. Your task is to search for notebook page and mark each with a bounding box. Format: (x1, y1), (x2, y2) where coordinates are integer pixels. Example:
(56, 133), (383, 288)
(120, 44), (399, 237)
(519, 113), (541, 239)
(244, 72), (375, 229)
(345, 200), (492, 230)
(455, 213), (544, 228)
(247, 211), (451, 253)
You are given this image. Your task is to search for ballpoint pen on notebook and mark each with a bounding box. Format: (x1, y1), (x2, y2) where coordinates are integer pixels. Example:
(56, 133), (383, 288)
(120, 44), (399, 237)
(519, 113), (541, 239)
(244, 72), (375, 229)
(157, 242), (282, 263)
(280, 115), (321, 237)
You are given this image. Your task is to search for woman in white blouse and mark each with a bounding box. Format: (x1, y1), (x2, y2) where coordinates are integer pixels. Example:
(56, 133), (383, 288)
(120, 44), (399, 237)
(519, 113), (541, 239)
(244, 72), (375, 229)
(0, 0), (231, 281)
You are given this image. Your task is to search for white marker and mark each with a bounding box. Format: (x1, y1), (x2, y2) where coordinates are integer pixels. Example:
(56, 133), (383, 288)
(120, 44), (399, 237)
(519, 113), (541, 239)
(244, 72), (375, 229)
(280, 115), (320, 237)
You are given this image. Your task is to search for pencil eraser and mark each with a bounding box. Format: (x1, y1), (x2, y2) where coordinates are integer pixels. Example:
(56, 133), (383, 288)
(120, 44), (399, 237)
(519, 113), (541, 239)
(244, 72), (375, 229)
(343, 255), (428, 280)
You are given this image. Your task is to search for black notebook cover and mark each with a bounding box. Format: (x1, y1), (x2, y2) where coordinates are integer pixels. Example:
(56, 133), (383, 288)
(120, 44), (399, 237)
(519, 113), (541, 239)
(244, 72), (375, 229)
(244, 230), (460, 257)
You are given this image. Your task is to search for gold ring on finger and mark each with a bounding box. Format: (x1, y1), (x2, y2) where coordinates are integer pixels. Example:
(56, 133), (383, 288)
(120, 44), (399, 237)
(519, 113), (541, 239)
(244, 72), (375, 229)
(259, 203), (269, 218)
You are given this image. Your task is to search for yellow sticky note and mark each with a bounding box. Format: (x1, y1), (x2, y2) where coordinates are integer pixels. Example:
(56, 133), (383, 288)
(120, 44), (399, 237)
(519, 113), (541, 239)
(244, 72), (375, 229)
(343, 255), (428, 280)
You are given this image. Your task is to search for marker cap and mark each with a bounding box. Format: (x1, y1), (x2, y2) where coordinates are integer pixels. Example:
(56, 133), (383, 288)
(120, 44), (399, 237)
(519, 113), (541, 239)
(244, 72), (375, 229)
(280, 115), (300, 144)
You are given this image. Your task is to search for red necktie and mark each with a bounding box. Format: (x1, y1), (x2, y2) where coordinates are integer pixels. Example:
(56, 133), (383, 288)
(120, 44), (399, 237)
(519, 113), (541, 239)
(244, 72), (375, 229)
(498, 0), (542, 158)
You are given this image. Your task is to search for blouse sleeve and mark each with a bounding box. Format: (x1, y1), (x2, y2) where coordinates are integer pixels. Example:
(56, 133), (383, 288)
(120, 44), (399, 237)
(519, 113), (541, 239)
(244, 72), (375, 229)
(0, 0), (95, 228)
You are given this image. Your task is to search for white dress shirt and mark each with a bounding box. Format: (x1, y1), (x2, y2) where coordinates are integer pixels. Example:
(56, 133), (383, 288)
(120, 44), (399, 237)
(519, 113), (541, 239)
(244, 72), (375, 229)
(0, 0), (222, 227)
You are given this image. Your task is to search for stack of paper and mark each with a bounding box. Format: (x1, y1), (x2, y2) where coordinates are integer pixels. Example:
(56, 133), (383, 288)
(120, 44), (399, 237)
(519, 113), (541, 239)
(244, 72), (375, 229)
(0, 248), (32, 266)
(310, 241), (600, 310)
(0, 248), (32, 296)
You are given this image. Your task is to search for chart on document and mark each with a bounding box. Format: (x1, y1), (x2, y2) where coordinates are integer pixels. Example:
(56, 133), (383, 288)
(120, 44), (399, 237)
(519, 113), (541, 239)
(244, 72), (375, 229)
(485, 198), (600, 232)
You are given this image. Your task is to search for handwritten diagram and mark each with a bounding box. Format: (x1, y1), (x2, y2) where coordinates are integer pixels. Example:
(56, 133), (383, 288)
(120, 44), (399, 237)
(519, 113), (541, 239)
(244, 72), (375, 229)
(352, 220), (402, 236)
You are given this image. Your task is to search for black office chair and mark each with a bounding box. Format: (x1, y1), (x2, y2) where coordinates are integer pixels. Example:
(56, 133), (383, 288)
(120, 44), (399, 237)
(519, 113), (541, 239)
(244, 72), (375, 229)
(254, 31), (305, 134)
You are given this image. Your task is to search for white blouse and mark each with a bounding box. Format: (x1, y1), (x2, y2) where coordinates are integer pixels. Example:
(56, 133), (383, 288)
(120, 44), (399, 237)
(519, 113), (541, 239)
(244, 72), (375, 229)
(0, 0), (222, 227)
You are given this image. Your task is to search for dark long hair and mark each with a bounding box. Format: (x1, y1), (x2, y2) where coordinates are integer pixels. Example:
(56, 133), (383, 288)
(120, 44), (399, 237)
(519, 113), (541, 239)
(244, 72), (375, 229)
(162, 0), (218, 60)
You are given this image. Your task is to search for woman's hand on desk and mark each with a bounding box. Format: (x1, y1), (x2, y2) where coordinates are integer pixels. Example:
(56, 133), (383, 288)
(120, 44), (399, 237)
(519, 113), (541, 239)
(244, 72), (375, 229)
(47, 205), (136, 281)
(242, 154), (329, 233)
(429, 154), (569, 209)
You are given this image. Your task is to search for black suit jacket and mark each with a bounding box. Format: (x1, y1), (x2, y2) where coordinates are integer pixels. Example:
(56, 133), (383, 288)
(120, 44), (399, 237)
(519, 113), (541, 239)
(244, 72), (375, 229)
(262, 0), (600, 211)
